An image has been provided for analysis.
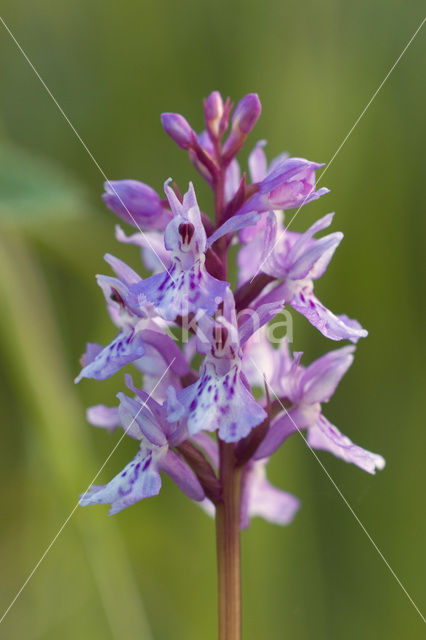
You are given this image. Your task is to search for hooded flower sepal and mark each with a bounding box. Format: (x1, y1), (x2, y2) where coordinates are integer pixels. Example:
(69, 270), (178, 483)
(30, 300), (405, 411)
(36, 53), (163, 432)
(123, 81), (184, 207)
(237, 155), (328, 215)
(131, 181), (229, 321)
(79, 380), (205, 515)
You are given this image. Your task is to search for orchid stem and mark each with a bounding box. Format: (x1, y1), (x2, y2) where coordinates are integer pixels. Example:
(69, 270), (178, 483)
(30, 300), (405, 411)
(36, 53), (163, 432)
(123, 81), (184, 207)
(216, 440), (242, 640)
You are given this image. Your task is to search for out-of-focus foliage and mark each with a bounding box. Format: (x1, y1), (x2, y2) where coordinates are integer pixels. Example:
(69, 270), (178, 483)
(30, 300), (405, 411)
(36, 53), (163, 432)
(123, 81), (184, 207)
(0, 1), (425, 638)
(0, 143), (87, 226)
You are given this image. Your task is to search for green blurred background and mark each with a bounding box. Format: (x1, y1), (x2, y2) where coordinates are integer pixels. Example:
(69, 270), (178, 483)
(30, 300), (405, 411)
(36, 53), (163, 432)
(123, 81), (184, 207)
(0, 1), (425, 638)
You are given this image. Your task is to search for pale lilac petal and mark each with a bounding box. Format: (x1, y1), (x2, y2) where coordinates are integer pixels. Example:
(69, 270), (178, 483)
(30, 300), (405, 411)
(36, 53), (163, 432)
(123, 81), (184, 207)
(140, 329), (190, 376)
(285, 212), (335, 265)
(164, 181), (207, 253)
(158, 450), (205, 501)
(104, 253), (142, 285)
(260, 158), (320, 193)
(290, 291), (368, 343)
(287, 232), (343, 281)
(132, 265), (228, 321)
(75, 328), (146, 382)
(178, 360), (266, 443)
(164, 179), (184, 217)
(115, 225), (172, 274)
(241, 460), (300, 529)
(237, 237), (264, 283)
(300, 346), (355, 404)
(102, 180), (171, 230)
(254, 412), (299, 459)
(207, 211), (261, 247)
(248, 140), (268, 183)
(86, 405), (120, 432)
(190, 433), (219, 467)
(79, 445), (166, 515)
(238, 301), (283, 346)
(225, 159), (241, 203)
(307, 416), (386, 474)
(117, 392), (167, 446)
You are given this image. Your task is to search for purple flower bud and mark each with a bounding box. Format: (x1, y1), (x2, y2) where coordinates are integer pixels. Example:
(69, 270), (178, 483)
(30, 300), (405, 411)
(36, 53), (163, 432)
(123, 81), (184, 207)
(161, 112), (195, 150)
(222, 94), (262, 157)
(102, 180), (171, 230)
(231, 93), (262, 135)
(204, 91), (224, 136)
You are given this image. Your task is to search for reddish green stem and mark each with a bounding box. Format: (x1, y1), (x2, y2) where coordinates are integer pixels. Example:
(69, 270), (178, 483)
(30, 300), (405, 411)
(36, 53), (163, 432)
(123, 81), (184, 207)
(216, 440), (242, 640)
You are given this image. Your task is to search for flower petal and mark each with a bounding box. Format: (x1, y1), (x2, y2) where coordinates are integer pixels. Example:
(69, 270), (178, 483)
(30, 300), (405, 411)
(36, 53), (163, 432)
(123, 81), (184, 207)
(241, 460), (300, 528)
(132, 263), (228, 321)
(207, 211), (261, 248)
(287, 232), (343, 281)
(158, 450), (205, 501)
(307, 416), (385, 474)
(79, 445), (166, 515)
(254, 412), (298, 459)
(290, 291), (368, 343)
(86, 405), (120, 432)
(75, 328), (146, 382)
(300, 346), (355, 404)
(179, 360), (267, 443)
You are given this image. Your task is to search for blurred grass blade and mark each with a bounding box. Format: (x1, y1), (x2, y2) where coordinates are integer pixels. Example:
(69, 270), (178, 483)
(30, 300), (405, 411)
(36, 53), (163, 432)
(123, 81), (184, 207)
(0, 230), (153, 640)
(0, 143), (87, 227)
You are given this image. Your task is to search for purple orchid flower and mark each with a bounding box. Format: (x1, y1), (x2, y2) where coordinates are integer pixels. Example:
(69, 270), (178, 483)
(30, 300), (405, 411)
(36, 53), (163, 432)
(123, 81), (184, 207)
(245, 336), (385, 474)
(80, 375), (205, 515)
(78, 92), (385, 638)
(131, 181), (229, 322)
(237, 155), (329, 216)
(252, 212), (368, 343)
(75, 253), (188, 383)
(167, 290), (267, 442)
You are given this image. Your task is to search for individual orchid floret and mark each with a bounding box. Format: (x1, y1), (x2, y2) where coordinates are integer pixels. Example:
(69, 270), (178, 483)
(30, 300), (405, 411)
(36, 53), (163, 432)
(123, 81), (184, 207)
(75, 254), (188, 383)
(75, 255), (147, 383)
(102, 180), (172, 230)
(253, 343), (385, 474)
(169, 290), (266, 442)
(80, 376), (205, 515)
(131, 181), (229, 321)
(161, 112), (195, 150)
(253, 213), (368, 343)
(237, 156), (329, 215)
